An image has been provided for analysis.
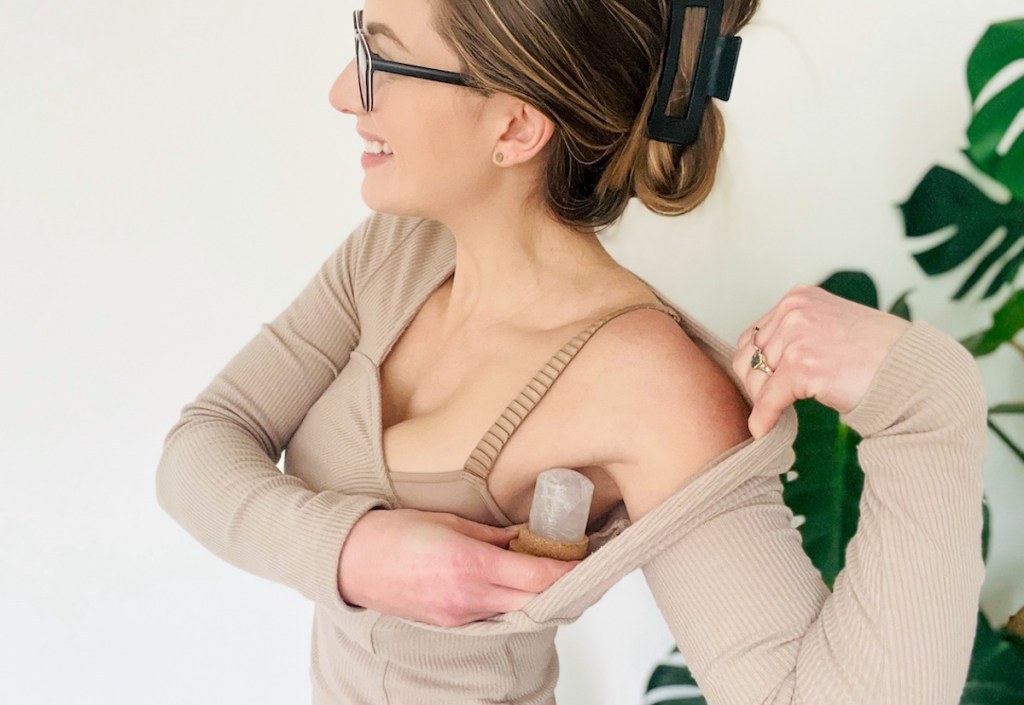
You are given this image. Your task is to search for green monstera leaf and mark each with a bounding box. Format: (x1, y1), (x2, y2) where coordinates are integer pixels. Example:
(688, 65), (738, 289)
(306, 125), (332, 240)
(899, 19), (1024, 300)
(960, 289), (1024, 356)
(987, 398), (1024, 466)
(899, 167), (1024, 299)
(958, 290), (1024, 463)
(644, 652), (705, 705)
(961, 610), (1024, 704)
(782, 271), (889, 588)
(965, 20), (1024, 199)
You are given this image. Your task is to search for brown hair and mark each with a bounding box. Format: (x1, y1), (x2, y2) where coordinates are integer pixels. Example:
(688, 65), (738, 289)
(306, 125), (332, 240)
(431, 0), (760, 233)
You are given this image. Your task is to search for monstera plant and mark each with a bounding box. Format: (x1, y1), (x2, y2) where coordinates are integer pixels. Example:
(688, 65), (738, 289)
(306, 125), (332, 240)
(898, 19), (1024, 702)
(900, 18), (1024, 467)
(908, 18), (1024, 302)
(644, 18), (1024, 705)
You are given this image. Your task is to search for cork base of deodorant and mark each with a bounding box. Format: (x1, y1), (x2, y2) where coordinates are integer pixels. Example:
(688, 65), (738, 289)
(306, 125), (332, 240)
(509, 525), (588, 561)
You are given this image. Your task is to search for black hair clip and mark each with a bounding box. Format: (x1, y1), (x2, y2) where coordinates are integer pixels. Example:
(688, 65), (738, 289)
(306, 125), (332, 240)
(646, 0), (742, 146)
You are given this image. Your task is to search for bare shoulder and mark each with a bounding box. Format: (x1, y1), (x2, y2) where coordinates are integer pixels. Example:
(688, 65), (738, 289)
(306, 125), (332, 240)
(574, 308), (753, 521)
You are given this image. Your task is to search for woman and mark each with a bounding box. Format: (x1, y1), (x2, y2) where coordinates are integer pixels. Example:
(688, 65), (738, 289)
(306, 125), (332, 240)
(156, 0), (988, 702)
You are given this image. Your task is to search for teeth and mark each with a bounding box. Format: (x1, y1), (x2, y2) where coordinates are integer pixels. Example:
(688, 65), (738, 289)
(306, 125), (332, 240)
(364, 140), (393, 155)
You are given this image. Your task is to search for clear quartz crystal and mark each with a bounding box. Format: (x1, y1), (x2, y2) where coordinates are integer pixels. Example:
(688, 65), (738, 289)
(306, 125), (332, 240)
(528, 468), (595, 543)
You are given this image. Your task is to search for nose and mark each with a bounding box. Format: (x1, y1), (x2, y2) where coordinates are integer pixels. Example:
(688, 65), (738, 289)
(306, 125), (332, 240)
(329, 59), (363, 115)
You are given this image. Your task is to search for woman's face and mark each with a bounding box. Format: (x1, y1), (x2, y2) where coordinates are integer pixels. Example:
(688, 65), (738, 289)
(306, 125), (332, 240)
(329, 0), (497, 219)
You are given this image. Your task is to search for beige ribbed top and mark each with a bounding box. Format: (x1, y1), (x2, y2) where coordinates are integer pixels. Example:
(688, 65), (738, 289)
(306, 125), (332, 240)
(156, 211), (988, 705)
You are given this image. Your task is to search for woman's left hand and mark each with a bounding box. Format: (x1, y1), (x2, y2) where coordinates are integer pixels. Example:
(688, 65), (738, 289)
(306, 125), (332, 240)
(732, 284), (913, 439)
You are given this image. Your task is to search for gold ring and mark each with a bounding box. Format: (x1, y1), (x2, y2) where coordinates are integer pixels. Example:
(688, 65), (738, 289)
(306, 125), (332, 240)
(750, 328), (774, 375)
(750, 346), (774, 376)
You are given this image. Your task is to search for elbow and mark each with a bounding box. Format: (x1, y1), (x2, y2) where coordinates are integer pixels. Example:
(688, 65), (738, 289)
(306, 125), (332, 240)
(153, 410), (214, 524)
(154, 428), (188, 523)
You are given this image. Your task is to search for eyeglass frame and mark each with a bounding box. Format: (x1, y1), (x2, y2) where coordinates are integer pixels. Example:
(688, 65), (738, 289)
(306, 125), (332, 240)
(353, 9), (477, 112)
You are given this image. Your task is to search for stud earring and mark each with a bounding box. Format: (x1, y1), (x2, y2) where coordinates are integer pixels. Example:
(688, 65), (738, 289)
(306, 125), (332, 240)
(493, 151), (504, 164)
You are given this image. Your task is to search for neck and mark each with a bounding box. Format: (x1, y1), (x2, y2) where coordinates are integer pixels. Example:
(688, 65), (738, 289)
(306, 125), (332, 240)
(435, 207), (619, 334)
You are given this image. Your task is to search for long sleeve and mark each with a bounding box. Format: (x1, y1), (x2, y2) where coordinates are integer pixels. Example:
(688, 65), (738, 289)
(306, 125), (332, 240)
(641, 321), (988, 704)
(155, 216), (389, 614)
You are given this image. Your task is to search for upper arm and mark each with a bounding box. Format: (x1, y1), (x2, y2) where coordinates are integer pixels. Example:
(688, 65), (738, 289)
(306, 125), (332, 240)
(584, 309), (753, 521)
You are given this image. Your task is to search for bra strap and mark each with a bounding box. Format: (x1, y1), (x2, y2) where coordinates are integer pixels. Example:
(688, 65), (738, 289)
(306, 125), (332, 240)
(462, 302), (682, 479)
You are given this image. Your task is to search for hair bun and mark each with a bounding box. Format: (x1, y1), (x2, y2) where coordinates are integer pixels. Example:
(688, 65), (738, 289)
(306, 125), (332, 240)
(433, 0), (759, 232)
(634, 103), (725, 216)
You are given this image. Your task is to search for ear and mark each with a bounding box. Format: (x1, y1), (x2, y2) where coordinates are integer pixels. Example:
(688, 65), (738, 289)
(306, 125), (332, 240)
(493, 101), (555, 166)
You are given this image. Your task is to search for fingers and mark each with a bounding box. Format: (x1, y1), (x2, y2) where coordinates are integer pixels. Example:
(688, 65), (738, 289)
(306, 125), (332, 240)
(745, 369), (799, 438)
(734, 307), (795, 438)
(357, 510), (580, 627)
(735, 284), (814, 354)
(482, 542), (581, 593)
(440, 514), (579, 594)
(736, 317), (771, 351)
(437, 513), (522, 548)
(473, 584), (543, 616)
(734, 323), (782, 404)
(430, 580), (540, 627)
(430, 536), (580, 624)
(733, 283), (918, 437)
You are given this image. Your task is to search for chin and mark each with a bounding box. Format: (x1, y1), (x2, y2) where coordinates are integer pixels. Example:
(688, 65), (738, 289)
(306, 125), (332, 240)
(360, 184), (435, 220)
(360, 184), (398, 215)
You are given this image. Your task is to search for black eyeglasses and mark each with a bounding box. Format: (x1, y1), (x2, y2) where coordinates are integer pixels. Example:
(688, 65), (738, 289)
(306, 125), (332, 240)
(353, 9), (476, 112)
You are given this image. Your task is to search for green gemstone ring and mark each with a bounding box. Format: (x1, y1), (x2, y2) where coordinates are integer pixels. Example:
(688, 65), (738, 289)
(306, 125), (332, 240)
(750, 347), (773, 375)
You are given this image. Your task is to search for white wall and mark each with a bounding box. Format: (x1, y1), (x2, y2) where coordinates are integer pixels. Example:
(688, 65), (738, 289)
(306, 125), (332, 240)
(2, 0), (1021, 703)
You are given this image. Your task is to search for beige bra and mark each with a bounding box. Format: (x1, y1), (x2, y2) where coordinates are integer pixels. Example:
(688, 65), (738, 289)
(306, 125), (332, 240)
(388, 301), (683, 527)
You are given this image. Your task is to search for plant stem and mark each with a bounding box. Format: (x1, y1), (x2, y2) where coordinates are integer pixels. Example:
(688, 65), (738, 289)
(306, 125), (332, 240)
(989, 418), (1024, 465)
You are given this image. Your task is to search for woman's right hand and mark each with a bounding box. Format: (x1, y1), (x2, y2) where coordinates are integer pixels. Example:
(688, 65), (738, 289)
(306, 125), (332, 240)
(337, 508), (580, 627)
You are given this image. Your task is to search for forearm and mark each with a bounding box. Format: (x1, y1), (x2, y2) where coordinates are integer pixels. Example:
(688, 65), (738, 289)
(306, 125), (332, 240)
(833, 319), (987, 701)
(643, 321), (988, 704)
(156, 418), (389, 611)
